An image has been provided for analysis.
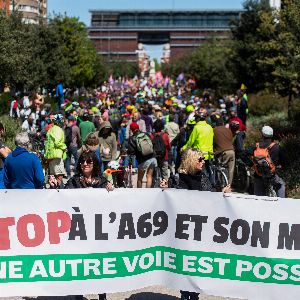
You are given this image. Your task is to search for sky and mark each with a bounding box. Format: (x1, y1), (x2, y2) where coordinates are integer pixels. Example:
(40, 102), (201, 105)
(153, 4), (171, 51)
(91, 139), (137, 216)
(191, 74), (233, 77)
(48, 0), (244, 61)
(48, 0), (244, 26)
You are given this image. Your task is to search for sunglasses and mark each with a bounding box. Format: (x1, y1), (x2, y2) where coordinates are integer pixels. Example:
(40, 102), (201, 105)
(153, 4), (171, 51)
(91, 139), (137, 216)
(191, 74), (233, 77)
(198, 157), (204, 163)
(80, 159), (93, 165)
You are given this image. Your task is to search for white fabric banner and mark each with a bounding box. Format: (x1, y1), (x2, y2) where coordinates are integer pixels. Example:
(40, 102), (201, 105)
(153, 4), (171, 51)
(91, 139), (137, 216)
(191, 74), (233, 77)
(0, 189), (299, 300)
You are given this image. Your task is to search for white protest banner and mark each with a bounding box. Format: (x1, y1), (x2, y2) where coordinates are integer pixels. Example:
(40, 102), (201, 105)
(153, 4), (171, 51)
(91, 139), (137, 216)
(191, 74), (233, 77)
(0, 189), (300, 300)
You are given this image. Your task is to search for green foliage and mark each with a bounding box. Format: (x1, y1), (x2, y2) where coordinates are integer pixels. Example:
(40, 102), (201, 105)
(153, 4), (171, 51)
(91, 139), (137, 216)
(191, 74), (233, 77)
(0, 13), (106, 91)
(162, 40), (237, 95)
(51, 16), (100, 87)
(0, 12), (32, 90)
(280, 135), (300, 198)
(255, 0), (300, 117)
(106, 61), (139, 78)
(0, 92), (12, 116)
(248, 92), (288, 116)
(230, 0), (272, 91)
(0, 115), (21, 149)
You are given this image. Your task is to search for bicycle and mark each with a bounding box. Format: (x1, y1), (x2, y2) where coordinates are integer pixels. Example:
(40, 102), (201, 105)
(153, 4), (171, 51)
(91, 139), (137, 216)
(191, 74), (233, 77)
(232, 158), (251, 193)
(152, 164), (162, 188)
(206, 152), (229, 191)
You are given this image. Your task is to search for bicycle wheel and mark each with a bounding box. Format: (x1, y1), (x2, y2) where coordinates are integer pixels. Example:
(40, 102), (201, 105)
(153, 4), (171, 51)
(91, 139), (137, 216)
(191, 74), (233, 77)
(152, 167), (162, 188)
(266, 184), (277, 197)
(233, 161), (250, 193)
(216, 169), (229, 191)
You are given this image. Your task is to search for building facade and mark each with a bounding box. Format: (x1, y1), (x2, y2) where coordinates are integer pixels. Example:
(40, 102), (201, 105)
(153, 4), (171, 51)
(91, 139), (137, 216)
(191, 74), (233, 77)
(0, 0), (10, 15)
(9, 0), (47, 24)
(88, 10), (242, 63)
(270, 0), (281, 9)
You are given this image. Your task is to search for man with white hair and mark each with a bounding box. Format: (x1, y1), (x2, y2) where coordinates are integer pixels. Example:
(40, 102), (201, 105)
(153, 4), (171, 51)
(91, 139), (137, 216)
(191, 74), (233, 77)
(248, 125), (285, 197)
(3, 132), (44, 189)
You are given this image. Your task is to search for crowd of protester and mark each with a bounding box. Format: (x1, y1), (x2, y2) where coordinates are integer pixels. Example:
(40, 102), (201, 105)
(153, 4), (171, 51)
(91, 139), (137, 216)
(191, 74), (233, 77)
(1, 74), (285, 197)
(0, 74), (288, 300)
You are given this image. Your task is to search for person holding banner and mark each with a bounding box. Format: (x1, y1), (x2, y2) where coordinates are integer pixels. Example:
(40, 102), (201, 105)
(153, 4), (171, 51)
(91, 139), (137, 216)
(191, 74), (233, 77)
(65, 150), (113, 190)
(160, 147), (231, 300)
(64, 149), (113, 300)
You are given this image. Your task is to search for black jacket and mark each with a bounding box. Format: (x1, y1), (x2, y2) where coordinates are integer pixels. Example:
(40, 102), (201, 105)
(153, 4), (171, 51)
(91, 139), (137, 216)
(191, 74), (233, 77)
(65, 174), (107, 189)
(171, 172), (214, 191)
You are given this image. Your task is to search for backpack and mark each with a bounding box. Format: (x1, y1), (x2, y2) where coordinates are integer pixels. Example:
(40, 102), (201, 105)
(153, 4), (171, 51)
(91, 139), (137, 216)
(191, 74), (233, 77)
(253, 142), (276, 177)
(109, 108), (121, 123)
(13, 100), (18, 110)
(65, 126), (72, 147)
(152, 133), (166, 161)
(135, 132), (154, 156)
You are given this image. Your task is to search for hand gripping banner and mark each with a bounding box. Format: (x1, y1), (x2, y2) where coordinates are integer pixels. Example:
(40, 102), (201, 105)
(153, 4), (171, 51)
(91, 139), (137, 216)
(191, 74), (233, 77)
(0, 189), (300, 300)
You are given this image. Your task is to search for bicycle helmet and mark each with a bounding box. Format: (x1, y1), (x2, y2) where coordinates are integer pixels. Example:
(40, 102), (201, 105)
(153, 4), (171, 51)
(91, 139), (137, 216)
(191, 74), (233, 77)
(187, 117), (196, 125)
(186, 105), (195, 113)
(262, 125), (273, 138)
(195, 109), (208, 120)
(53, 114), (64, 125)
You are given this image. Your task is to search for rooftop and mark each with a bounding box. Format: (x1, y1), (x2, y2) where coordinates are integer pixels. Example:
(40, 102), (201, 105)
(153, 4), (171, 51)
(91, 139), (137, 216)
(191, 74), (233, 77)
(89, 9), (243, 14)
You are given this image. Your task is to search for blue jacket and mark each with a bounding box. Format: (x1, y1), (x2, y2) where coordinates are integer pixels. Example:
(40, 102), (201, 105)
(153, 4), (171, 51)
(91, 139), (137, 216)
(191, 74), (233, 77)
(4, 147), (45, 189)
(56, 83), (64, 97)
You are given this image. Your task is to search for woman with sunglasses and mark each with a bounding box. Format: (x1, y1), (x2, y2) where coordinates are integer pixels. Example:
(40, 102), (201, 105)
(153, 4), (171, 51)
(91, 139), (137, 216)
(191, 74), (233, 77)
(160, 148), (230, 300)
(65, 150), (113, 190)
(161, 148), (231, 193)
(65, 150), (113, 300)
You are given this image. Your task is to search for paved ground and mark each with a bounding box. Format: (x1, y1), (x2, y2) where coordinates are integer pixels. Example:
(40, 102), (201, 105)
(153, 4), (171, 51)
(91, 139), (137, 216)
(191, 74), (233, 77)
(0, 286), (239, 300)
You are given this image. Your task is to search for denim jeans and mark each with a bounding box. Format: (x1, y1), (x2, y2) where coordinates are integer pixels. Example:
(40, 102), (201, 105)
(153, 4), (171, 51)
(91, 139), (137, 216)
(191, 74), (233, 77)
(65, 146), (78, 176)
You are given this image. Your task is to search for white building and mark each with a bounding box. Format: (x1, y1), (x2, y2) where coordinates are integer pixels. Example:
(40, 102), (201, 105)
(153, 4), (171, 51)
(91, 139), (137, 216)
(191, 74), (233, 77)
(9, 0), (47, 24)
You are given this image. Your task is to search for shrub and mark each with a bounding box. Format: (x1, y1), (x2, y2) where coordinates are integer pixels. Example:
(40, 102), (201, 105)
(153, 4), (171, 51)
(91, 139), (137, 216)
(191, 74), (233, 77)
(280, 135), (300, 198)
(0, 115), (21, 149)
(0, 93), (12, 116)
(248, 91), (288, 117)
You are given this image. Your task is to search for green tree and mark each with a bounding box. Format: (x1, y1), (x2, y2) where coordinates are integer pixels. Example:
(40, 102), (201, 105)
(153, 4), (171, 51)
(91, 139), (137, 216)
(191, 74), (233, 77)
(0, 12), (31, 91)
(24, 21), (71, 90)
(107, 61), (139, 78)
(164, 40), (237, 95)
(230, 0), (272, 91)
(187, 40), (237, 94)
(50, 15), (102, 87)
(256, 0), (300, 117)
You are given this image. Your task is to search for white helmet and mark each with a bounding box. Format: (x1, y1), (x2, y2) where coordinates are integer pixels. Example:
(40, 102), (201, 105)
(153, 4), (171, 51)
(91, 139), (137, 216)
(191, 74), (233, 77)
(262, 126), (273, 138)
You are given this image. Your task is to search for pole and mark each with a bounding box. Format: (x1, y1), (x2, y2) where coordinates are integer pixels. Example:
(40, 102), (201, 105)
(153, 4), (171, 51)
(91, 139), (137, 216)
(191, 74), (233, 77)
(12, 0), (15, 13)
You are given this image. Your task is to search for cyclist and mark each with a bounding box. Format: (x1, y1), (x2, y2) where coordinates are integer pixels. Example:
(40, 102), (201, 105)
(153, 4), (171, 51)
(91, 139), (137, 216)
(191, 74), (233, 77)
(212, 115), (235, 185)
(45, 114), (67, 178)
(172, 117), (196, 173)
(230, 120), (246, 159)
(247, 126), (285, 197)
(182, 109), (214, 183)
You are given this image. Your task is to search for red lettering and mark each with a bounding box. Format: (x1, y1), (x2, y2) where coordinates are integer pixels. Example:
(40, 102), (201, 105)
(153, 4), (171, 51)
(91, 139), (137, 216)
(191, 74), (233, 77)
(0, 217), (15, 250)
(47, 211), (71, 244)
(17, 214), (45, 247)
